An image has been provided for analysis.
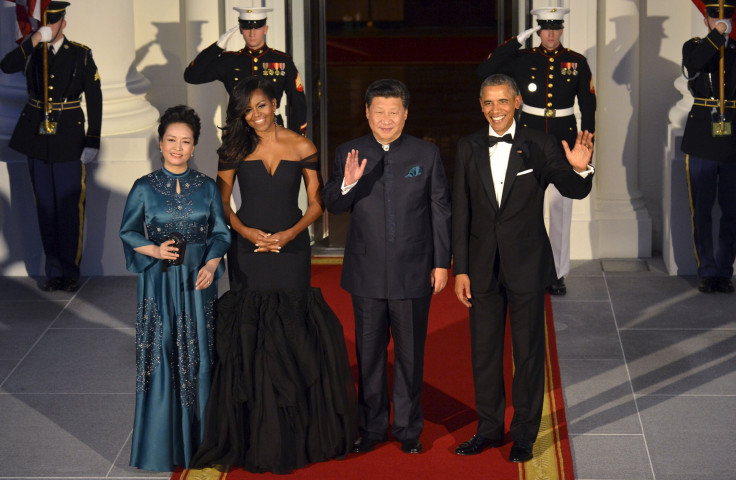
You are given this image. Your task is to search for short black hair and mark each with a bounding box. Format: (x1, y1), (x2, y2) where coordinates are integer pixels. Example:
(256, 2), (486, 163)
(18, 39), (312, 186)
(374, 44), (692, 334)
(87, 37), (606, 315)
(158, 105), (201, 145)
(365, 79), (410, 109)
(480, 74), (520, 97)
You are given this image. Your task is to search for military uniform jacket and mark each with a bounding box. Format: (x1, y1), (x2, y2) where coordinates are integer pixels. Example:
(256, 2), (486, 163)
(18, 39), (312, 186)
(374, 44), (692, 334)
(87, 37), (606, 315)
(681, 29), (736, 162)
(184, 42), (307, 134)
(478, 38), (596, 146)
(322, 134), (452, 300)
(0, 36), (102, 163)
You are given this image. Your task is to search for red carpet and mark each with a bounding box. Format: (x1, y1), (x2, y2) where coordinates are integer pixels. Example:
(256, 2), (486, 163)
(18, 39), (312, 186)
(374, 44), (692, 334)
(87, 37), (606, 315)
(174, 263), (574, 480)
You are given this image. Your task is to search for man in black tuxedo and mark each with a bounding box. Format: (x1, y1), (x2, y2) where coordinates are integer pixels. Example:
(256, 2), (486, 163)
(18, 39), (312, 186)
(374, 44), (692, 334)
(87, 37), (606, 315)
(323, 79), (451, 455)
(452, 74), (594, 463)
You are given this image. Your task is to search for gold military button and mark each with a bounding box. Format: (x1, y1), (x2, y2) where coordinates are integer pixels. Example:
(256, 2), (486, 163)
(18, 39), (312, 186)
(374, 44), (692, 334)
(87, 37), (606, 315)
(548, 83), (553, 88)
(235, 67), (240, 71)
(273, 78), (277, 82)
(234, 77), (239, 81)
(549, 58), (554, 63)
(547, 93), (553, 97)
(50, 74), (55, 79)
(253, 58), (258, 62)
(254, 66), (258, 71)
(547, 102), (553, 107)
(49, 85), (54, 90)
(549, 74), (553, 79)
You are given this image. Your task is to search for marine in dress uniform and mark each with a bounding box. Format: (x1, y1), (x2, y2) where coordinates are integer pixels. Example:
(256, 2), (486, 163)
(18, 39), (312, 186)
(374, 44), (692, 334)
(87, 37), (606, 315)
(477, 6), (596, 295)
(681, 1), (736, 294)
(0, 1), (102, 292)
(184, 6), (307, 135)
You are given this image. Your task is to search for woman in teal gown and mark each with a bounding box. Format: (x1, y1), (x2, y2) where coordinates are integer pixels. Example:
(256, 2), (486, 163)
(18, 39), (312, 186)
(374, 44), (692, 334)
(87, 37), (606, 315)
(119, 105), (231, 471)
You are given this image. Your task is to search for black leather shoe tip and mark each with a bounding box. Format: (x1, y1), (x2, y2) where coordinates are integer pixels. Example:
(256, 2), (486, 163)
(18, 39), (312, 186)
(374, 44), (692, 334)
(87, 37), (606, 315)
(698, 277), (717, 293)
(41, 278), (62, 292)
(549, 277), (566, 296)
(454, 435), (502, 455)
(351, 437), (381, 453)
(61, 279), (80, 292)
(716, 278), (734, 293)
(509, 440), (534, 463)
(400, 439), (422, 454)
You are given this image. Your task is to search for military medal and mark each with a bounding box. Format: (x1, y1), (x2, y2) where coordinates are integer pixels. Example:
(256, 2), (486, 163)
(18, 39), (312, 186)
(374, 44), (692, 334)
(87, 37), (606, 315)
(528, 83), (537, 92)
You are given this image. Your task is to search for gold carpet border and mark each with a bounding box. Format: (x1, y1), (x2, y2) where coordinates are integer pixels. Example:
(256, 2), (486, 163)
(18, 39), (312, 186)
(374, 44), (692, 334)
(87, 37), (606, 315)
(311, 256), (344, 265)
(519, 306), (566, 480)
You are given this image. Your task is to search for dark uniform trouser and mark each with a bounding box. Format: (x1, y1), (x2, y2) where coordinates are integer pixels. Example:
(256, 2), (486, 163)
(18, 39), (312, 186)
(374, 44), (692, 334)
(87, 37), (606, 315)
(686, 155), (736, 279)
(469, 251), (546, 443)
(351, 294), (431, 442)
(28, 157), (85, 280)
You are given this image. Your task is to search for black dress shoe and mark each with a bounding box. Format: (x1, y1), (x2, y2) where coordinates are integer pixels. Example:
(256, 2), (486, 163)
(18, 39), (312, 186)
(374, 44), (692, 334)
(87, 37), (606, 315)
(509, 440), (534, 463)
(61, 278), (80, 292)
(698, 277), (717, 293)
(548, 277), (567, 296)
(351, 436), (383, 453)
(716, 277), (735, 293)
(454, 434), (502, 455)
(400, 439), (422, 454)
(41, 278), (63, 292)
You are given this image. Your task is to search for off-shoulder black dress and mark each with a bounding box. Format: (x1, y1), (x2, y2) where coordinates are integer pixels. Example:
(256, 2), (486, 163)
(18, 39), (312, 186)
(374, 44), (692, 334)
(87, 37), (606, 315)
(191, 154), (357, 474)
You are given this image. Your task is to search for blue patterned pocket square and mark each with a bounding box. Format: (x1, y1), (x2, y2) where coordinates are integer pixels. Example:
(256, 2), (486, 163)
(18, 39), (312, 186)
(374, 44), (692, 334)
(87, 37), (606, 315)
(405, 166), (422, 178)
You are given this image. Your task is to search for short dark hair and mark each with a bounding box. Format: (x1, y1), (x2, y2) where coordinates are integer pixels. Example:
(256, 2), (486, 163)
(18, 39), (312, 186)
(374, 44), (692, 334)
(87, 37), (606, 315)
(480, 74), (520, 97)
(158, 105), (201, 144)
(365, 79), (410, 108)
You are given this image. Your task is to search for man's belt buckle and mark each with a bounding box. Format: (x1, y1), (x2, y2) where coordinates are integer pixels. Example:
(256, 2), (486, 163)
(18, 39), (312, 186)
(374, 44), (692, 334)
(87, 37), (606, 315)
(544, 108), (556, 118)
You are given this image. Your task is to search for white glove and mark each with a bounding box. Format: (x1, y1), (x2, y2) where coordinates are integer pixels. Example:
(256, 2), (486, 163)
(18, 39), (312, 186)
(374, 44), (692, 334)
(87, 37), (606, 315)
(517, 25), (542, 45)
(716, 18), (732, 35)
(217, 25), (241, 49)
(37, 26), (52, 42)
(80, 147), (98, 164)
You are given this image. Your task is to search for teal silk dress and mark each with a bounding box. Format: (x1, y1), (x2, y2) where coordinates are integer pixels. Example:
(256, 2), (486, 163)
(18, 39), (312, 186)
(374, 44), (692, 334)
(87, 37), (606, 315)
(119, 167), (231, 472)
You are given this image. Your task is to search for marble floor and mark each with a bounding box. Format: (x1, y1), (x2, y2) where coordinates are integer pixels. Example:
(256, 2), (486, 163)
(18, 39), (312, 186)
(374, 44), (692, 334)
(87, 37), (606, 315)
(0, 257), (735, 480)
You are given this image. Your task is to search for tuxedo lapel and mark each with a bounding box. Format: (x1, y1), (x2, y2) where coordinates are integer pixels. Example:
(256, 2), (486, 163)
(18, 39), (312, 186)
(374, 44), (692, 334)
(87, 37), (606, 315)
(471, 132), (500, 211)
(499, 140), (524, 208)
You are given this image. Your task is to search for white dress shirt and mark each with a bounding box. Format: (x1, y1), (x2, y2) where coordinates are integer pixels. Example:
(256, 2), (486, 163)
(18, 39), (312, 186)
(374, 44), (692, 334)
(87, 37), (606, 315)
(488, 123), (517, 206)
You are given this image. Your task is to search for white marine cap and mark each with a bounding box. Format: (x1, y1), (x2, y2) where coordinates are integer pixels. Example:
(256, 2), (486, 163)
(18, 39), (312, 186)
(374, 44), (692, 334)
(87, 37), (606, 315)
(530, 6), (570, 29)
(233, 6), (273, 29)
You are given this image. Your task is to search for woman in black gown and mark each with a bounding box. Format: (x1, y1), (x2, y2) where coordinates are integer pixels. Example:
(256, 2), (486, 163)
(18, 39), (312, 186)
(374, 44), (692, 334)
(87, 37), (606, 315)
(191, 76), (357, 474)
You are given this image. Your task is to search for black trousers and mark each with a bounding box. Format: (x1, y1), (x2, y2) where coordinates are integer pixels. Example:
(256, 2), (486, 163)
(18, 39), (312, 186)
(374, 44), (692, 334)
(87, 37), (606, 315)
(351, 294), (431, 442)
(28, 157), (85, 280)
(468, 258), (546, 443)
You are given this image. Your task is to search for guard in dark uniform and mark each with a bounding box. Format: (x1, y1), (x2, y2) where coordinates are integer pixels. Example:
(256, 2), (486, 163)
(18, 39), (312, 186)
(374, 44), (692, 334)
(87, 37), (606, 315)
(478, 6), (596, 296)
(1, 1), (102, 292)
(184, 6), (307, 135)
(681, 1), (736, 294)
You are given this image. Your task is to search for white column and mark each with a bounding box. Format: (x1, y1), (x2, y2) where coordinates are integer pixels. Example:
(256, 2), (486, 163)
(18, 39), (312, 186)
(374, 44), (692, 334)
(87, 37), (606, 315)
(592, 0), (652, 257)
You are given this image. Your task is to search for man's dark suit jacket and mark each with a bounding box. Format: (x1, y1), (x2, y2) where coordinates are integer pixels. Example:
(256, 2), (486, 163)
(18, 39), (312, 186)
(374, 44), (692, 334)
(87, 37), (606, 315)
(323, 134), (452, 300)
(452, 126), (593, 293)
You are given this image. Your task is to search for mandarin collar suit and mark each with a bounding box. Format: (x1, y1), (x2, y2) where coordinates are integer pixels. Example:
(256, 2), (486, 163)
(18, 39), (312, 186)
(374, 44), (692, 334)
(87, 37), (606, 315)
(324, 133), (452, 300)
(452, 125), (593, 294)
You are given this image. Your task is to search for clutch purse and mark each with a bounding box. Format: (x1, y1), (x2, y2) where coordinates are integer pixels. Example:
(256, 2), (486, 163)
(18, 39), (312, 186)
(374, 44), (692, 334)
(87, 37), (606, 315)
(164, 231), (187, 267)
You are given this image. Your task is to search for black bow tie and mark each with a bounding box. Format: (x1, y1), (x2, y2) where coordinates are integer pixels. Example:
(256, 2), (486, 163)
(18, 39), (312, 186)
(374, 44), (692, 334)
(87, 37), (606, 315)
(488, 134), (513, 147)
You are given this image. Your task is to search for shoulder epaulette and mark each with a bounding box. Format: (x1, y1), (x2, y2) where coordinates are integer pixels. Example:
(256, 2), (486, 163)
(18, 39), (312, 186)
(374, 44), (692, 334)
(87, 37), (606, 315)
(269, 48), (292, 59)
(68, 40), (90, 51)
(567, 50), (587, 59)
(692, 37), (703, 43)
